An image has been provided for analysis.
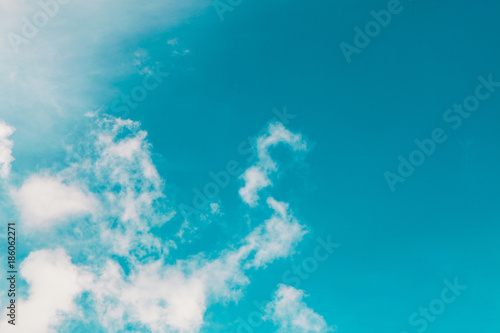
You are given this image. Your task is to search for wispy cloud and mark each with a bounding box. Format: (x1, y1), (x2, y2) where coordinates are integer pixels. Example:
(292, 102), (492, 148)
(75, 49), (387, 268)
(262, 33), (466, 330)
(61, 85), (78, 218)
(0, 121), (15, 179)
(0, 0), (208, 159)
(244, 198), (308, 268)
(265, 284), (335, 333)
(57, 115), (175, 261)
(239, 122), (308, 206)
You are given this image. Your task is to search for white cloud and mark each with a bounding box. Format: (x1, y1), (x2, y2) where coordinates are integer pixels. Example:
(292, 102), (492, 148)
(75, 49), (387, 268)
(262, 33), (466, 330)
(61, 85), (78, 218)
(120, 262), (208, 333)
(91, 260), (127, 331)
(11, 175), (98, 228)
(265, 285), (335, 333)
(0, 2), (321, 332)
(244, 198), (308, 268)
(239, 122), (307, 206)
(28, 115), (175, 260)
(1, 115), (312, 332)
(5, 114), (173, 262)
(81, 116), (172, 258)
(0, 249), (93, 333)
(77, 119), (309, 331)
(0, 120), (15, 179)
(239, 166), (271, 206)
(0, 0), (208, 161)
(167, 37), (179, 45)
(210, 202), (221, 215)
(93, 253), (249, 333)
(90, 195), (305, 333)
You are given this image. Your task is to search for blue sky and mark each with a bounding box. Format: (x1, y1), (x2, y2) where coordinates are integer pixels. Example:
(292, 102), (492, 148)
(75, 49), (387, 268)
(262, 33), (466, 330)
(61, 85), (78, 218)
(1, 0), (500, 332)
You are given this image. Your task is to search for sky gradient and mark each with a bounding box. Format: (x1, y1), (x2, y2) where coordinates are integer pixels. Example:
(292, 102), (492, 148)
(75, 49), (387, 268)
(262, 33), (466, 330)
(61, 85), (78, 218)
(1, 0), (500, 332)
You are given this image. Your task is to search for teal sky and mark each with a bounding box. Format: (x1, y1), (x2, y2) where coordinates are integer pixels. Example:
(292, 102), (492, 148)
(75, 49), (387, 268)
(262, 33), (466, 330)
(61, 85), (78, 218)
(1, 0), (499, 332)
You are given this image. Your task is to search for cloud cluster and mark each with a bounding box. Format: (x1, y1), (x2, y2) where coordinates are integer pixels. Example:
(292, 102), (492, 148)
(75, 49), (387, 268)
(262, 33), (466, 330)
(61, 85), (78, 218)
(0, 114), (320, 332)
(0, 0), (334, 331)
(62, 115), (174, 260)
(7, 115), (172, 260)
(92, 194), (306, 332)
(84, 118), (309, 332)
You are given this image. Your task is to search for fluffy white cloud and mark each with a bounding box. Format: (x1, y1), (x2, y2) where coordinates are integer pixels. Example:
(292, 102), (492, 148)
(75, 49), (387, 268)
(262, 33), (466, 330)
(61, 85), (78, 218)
(11, 175), (98, 228)
(118, 262), (208, 333)
(93, 252), (249, 333)
(239, 122), (307, 206)
(0, 120), (15, 179)
(265, 285), (334, 333)
(0, 249), (93, 333)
